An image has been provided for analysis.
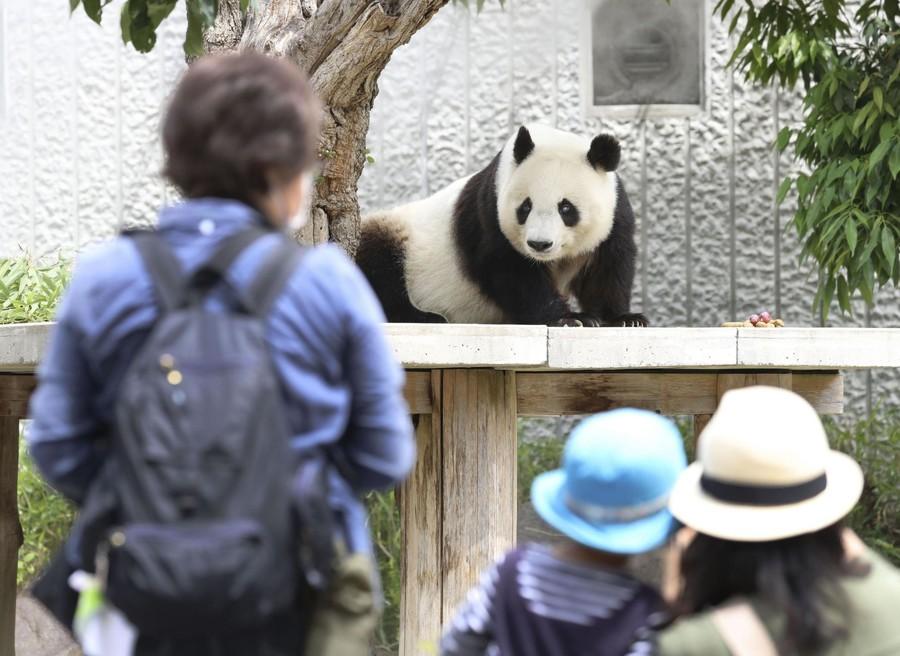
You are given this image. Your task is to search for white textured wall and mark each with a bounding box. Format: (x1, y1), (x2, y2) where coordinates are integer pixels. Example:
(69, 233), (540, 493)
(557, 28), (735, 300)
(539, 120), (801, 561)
(2, 0), (897, 412)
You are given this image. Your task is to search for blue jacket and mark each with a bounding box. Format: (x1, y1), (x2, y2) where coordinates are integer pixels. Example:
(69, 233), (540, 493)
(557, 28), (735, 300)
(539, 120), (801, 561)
(27, 198), (416, 558)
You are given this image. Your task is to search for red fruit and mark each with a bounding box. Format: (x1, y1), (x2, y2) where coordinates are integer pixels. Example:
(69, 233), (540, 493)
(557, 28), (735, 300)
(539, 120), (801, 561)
(749, 314), (760, 325)
(760, 311), (771, 322)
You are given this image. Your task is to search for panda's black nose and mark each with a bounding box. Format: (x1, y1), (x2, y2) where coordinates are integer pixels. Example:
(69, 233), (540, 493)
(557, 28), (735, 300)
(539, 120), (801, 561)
(527, 239), (553, 252)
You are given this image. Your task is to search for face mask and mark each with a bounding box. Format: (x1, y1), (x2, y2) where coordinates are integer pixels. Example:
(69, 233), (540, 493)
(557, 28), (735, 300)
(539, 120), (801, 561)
(287, 173), (315, 233)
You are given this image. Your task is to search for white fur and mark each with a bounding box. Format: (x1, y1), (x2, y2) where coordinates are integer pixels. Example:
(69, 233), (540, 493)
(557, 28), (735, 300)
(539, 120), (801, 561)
(363, 178), (506, 323)
(496, 124), (618, 263)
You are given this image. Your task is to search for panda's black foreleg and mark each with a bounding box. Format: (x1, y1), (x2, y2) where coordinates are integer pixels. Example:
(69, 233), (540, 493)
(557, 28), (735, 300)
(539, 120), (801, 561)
(572, 180), (648, 327)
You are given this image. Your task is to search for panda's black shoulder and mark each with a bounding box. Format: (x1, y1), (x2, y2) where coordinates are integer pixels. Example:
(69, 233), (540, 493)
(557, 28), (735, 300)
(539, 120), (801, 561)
(452, 152), (523, 270)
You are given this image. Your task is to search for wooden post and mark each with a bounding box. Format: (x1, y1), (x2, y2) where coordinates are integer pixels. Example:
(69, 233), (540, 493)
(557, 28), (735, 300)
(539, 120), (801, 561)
(399, 371), (442, 656)
(440, 370), (517, 624)
(0, 415), (20, 656)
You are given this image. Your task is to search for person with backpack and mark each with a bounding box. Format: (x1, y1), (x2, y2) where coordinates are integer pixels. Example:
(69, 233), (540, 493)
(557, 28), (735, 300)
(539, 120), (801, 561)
(656, 386), (900, 656)
(27, 52), (416, 655)
(440, 408), (688, 656)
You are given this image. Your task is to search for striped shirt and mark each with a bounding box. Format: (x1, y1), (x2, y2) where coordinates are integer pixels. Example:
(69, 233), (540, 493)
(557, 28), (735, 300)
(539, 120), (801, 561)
(441, 544), (664, 656)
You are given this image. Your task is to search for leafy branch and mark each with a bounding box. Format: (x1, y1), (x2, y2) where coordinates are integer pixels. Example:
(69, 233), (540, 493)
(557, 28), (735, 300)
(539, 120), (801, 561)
(717, 0), (900, 321)
(70, 0), (253, 56)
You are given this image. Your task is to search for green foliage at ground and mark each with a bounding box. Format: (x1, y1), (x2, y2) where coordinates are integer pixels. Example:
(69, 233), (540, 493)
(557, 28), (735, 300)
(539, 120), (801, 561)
(0, 257), (70, 324)
(17, 436), (75, 587)
(826, 409), (900, 564)
(716, 0), (900, 321)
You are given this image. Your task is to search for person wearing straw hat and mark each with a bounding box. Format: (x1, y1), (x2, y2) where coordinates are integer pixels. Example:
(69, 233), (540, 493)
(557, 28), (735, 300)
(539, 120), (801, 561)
(440, 408), (687, 656)
(657, 386), (900, 656)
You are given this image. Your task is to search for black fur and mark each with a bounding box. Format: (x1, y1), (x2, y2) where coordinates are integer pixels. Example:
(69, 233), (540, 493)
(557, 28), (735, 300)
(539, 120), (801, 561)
(513, 126), (535, 164)
(587, 134), (621, 172)
(572, 176), (647, 327)
(356, 223), (446, 323)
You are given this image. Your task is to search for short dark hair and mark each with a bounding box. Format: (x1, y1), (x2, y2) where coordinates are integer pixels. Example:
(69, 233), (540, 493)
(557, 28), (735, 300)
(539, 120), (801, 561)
(162, 52), (320, 206)
(676, 522), (867, 654)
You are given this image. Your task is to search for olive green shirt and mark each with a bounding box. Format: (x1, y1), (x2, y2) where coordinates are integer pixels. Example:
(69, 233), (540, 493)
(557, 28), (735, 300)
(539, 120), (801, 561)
(658, 548), (900, 656)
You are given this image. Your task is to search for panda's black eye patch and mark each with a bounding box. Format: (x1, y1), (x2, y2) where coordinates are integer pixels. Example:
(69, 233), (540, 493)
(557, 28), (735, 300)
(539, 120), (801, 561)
(558, 199), (580, 227)
(516, 197), (532, 225)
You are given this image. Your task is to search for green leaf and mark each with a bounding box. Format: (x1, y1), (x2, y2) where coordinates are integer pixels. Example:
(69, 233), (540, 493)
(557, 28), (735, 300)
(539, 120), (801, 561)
(776, 177), (793, 205)
(70, 0), (82, 14)
(890, 145), (900, 179)
(874, 87), (884, 112)
(882, 229), (897, 276)
(120, 1), (131, 45)
(184, 3), (205, 57)
(82, 0), (103, 23)
(858, 76), (870, 98)
(870, 139), (894, 171)
(240, 0), (251, 10)
(837, 275), (851, 313)
(845, 220), (858, 254)
(775, 126), (791, 151)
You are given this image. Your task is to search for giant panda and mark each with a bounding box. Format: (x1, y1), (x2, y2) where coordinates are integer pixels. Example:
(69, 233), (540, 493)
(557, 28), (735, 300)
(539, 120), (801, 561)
(356, 124), (647, 327)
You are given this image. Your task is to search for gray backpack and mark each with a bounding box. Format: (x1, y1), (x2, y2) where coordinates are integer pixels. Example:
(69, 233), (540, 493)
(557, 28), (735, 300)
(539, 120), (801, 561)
(99, 228), (306, 637)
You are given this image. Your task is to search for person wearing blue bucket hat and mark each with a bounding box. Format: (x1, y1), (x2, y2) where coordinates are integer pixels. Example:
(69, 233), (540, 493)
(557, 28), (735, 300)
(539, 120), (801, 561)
(441, 408), (687, 656)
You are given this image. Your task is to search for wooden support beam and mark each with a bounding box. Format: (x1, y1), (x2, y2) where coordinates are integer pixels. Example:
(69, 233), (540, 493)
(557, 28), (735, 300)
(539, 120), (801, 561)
(403, 371), (433, 415)
(399, 372), (442, 656)
(440, 370), (517, 623)
(0, 416), (20, 656)
(516, 372), (841, 416)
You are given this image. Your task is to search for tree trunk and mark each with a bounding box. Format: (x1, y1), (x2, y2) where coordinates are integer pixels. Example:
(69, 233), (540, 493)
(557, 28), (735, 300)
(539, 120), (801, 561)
(204, 0), (449, 256)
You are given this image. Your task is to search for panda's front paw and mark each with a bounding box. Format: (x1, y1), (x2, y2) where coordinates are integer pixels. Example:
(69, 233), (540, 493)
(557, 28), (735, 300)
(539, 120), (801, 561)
(552, 313), (604, 328)
(553, 317), (584, 328)
(610, 313), (649, 328)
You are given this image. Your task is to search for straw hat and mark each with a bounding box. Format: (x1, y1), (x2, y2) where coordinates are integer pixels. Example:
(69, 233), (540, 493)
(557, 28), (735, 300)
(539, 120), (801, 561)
(669, 386), (864, 542)
(531, 408), (687, 554)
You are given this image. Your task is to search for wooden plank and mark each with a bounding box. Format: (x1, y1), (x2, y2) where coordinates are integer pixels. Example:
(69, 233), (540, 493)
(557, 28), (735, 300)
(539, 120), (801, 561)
(385, 324), (547, 369)
(404, 371), (433, 415)
(399, 371), (442, 656)
(0, 374), (36, 399)
(547, 328), (738, 370)
(717, 372), (793, 399)
(516, 372), (718, 415)
(693, 414), (712, 446)
(793, 373), (843, 415)
(737, 328), (900, 369)
(515, 372), (843, 416)
(0, 416), (21, 656)
(440, 370), (517, 624)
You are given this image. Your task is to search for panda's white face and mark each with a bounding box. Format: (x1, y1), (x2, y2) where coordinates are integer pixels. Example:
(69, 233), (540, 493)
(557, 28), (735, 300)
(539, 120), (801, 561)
(496, 125), (619, 263)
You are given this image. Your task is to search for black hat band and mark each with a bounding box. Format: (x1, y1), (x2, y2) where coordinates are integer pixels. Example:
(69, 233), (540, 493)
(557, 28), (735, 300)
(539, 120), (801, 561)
(700, 472), (827, 506)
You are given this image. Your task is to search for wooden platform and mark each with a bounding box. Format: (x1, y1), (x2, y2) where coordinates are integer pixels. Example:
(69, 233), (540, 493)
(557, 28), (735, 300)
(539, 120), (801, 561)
(1, 322), (899, 655)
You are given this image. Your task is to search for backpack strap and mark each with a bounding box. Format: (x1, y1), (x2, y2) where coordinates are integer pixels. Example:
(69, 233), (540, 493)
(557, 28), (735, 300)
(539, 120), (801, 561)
(129, 231), (188, 313)
(188, 228), (268, 292)
(242, 238), (308, 317)
(711, 600), (779, 656)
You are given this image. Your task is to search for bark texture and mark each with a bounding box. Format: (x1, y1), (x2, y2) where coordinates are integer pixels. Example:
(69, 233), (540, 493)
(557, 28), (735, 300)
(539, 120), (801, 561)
(205, 0), (449, 256)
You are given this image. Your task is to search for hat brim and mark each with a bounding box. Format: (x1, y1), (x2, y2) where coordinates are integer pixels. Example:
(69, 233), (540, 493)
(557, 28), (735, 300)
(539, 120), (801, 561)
(531, 470), (675, 555)
(669, 450), (864, 542)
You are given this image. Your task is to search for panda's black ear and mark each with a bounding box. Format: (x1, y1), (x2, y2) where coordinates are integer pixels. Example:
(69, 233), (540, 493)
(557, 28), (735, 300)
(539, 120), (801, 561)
(587, 134), (620, 172)
(513, 126), (535, 165)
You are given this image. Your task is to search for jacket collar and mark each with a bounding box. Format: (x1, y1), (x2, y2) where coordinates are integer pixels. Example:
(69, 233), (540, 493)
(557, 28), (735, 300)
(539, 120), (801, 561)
(158, 198), (272, 231)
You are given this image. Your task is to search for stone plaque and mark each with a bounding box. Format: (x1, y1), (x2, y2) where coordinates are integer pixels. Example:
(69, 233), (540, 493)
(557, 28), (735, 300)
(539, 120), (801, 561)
(583, 0), (706, 118)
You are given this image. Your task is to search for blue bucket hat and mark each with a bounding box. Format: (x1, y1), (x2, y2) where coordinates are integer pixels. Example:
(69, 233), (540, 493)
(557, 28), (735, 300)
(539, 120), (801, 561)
(531, 408), (687, 555)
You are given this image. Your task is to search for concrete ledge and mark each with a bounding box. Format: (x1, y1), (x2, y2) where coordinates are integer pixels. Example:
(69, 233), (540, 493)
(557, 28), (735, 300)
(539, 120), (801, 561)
(548, 328), (737, 369)
(385, 323), (547, 368)
(0, 323), (52, 373)
(2, 322), (900, 372)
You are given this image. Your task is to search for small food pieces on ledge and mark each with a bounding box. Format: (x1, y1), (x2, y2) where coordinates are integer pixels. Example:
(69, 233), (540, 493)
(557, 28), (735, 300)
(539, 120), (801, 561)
(720, 311), (785, 328)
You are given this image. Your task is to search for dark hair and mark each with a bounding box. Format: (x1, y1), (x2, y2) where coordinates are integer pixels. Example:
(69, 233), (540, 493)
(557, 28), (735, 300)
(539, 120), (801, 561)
(162, 52), (320, 207)
(677, 523), (867, 654)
